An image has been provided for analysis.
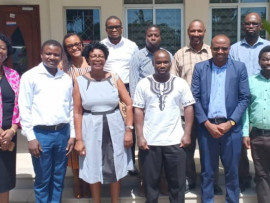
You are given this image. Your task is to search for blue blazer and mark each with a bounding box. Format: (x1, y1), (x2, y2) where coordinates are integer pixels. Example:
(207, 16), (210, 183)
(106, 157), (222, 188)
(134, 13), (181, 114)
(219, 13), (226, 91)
(191, 58), (250, 129)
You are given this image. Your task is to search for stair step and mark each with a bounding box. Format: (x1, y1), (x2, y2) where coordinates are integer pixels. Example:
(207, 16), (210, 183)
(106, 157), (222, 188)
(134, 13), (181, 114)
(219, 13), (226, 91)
(14, 131), (258, 203)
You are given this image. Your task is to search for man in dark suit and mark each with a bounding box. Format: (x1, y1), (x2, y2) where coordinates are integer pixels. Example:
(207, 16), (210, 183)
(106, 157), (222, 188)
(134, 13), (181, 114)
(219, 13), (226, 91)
(191, 34), (250, 203)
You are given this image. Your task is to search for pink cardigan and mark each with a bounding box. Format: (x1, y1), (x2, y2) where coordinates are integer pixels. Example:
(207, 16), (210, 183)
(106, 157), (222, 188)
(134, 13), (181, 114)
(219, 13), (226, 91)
(0, 66), (20, 127)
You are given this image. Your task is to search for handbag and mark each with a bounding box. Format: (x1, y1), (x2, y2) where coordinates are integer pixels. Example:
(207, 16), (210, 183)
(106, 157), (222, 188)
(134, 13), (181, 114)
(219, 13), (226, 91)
(111, 73), (127, 123)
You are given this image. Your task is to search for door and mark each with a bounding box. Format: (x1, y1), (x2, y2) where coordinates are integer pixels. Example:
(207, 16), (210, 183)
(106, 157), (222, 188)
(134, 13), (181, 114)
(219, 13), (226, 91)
(0, 5), (41, 75)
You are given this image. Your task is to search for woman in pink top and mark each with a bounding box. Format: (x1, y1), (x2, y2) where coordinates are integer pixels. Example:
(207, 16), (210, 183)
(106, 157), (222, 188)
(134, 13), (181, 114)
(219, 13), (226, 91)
(0, 33), (20, 203)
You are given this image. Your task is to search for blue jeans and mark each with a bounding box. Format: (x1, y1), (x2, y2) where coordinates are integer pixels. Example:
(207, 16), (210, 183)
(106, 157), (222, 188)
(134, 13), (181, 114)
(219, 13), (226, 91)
(32, 124), (69, 203)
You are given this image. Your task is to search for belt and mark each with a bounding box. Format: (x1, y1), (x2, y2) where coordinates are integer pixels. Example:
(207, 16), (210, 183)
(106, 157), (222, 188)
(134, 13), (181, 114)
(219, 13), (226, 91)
(35, 123), (67, 131)
(252, 127), (270, 136)
(84, 106), (118, 115)
(209, 117), (227, 125)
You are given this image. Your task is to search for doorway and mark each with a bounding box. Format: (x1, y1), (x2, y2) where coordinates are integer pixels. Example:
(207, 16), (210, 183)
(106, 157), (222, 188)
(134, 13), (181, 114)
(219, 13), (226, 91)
(0, 5), (41, 75)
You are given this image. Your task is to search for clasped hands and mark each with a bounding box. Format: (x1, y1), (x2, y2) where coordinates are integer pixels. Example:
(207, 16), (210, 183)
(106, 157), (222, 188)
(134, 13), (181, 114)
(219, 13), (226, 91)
(205, 120), (232, 139)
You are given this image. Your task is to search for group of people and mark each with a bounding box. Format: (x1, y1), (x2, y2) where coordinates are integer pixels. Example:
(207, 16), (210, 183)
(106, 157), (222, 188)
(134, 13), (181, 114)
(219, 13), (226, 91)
(0, 12), (269, 203)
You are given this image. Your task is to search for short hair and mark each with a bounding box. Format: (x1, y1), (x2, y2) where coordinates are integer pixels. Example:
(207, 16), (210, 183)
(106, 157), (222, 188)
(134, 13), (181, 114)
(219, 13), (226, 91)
(62, 33), (83, 60)
(145, 25), (160, 35)
(83, 41), (109, 62)
(152, 49), (171, 64)
(41, 39), (63, 54)
(0, 32), (13, 61)
(105, 16), (122, 27)
(188, 19), (205, 30)
(258, 45), (270, 60)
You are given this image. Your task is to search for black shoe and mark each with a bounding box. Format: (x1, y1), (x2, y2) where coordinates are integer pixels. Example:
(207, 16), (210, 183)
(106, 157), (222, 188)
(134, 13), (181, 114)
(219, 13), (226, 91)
(185, 184), (195, 194)
(214, 184), (223, 195)
(128, 168), (138, 176)
(239, 182), (246, 193)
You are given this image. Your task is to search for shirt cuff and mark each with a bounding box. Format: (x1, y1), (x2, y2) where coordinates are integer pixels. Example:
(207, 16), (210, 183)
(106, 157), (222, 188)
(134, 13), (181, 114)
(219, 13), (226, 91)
(25, 131), (37, 141)
(70, 129), (75, 138)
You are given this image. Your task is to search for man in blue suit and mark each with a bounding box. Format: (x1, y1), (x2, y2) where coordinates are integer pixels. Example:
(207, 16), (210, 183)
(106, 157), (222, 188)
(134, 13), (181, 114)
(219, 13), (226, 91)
(191, 34), (250, 203)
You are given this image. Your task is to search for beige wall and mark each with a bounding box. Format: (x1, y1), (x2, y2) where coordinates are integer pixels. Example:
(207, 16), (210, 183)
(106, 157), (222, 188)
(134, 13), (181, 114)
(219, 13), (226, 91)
(1, 0), (269, 46)
(184, 0), (210, 45)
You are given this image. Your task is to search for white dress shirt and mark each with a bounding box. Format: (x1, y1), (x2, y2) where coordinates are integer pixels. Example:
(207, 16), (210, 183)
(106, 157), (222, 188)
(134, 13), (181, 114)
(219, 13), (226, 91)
(101, 37), (139, 84)
(19, 62), (75, 141)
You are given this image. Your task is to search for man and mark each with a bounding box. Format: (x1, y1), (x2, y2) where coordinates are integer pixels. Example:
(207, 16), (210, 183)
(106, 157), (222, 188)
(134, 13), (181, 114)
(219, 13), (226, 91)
(171, 19), (223, 194)
(134, 49), (195, 203)
(102, 15), (139, 87)
(230, 12), (270, 192)
(19, 40), (75, 203)
(129, 25), (172, 195)
(102, 16), (138, 174)
(130, 25), (162, 99)
(191, 34), (250, 203)
(242, 45), (270, 203)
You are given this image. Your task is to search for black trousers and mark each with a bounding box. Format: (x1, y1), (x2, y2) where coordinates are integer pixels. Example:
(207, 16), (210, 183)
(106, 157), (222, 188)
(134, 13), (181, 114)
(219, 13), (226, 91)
(139, 145), (186, 203)
(250, 129), (270, 203)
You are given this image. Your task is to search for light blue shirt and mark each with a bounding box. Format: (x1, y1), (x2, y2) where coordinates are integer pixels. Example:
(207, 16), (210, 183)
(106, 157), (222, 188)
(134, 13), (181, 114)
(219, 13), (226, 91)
(208, 62), (227, 119)
(129, 47), (173, 99)
(230, 37), (270, 77)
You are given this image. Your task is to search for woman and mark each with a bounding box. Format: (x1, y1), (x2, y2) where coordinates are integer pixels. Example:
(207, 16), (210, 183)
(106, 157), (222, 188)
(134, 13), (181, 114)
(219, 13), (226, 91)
(61, 33), (91, 198)
(0, 33), (20, 203)
(74, 42), (133, 203)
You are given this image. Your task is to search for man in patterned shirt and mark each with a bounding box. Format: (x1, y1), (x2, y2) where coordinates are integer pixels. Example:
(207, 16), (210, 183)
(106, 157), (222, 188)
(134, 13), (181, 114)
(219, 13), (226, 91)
(134, 49), (195, 203)
(171, 20), (222, 194)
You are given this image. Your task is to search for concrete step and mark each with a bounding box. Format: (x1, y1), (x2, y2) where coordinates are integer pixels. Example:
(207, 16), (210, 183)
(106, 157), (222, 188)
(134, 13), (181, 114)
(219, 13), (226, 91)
(12, 131), (258, 203)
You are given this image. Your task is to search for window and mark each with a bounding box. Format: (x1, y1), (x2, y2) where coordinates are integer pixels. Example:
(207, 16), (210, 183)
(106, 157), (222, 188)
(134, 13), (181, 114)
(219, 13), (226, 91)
(210, 0), (268, 44)
(125, 1), (183, 54)
(66, 9), (100, 43)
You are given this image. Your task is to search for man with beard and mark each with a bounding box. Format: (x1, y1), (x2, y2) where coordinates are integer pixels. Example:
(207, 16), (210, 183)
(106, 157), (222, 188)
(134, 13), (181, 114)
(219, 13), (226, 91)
(134, 49), (195, 203)
(230, 12), (270, 192)
(171, 20), (222, 194)
(101, 16), (139, 175)
(242, 45), (270, 203)
(192, 34), (250, 203)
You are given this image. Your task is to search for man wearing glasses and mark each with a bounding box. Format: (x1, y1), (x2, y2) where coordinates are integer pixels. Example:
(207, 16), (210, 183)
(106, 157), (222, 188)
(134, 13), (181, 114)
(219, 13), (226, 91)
(192, 34), (250, 203)
(230, 12), (270, 193)
(101, 16), (139, 175)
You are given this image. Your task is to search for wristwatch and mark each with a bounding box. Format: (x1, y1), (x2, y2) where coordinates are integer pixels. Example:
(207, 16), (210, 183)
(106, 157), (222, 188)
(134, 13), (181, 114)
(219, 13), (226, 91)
(125, 125), (134, 130)
(230, 120), (236, 126)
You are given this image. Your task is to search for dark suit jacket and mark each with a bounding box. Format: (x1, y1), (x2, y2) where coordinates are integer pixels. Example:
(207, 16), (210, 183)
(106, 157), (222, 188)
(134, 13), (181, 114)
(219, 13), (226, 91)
(191, 58), (250, 133)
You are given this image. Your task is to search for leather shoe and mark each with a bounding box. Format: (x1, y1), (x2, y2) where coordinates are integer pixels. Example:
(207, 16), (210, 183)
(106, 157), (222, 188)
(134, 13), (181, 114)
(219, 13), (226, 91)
(214, 184), (223, 195)
(185, 184), (195, 194)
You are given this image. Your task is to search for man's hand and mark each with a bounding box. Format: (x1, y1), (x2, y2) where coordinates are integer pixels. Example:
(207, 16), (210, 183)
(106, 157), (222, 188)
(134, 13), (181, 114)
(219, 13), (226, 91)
(243, 137), (250, 149)
(74, 140), (86, 156)
(217, 121), (232, 135)
(66, 138), (75, 156)
(124, 130), (133, 148)
(204, 120), (223, 138)
(180, 134), (191, 148)
(28, 139), (42, 158)
(137, 136), (149, 150)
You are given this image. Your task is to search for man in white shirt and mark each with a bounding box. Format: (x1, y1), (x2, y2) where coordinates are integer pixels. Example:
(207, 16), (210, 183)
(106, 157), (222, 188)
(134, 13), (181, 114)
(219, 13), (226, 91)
(134, 50), (195, 202)
(102, 16), (139, 174)
(19, 40), (75, 203)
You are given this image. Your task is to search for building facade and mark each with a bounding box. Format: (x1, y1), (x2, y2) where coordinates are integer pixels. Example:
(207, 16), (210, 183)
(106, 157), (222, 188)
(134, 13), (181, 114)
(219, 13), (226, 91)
(0, 0), (269, 74)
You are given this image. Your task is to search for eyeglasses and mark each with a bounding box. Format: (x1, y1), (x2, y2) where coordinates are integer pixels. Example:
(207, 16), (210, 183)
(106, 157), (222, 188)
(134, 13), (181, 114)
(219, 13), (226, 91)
(106, 25), (122, 31)
(244, 22), (260, 27)
(65, 42), (82, 50)
(212, 47), (229, 51)
(89, 55), (105, 60)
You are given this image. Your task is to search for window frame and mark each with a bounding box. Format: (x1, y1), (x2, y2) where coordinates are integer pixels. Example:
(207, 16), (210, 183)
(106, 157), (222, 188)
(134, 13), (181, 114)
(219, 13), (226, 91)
(63, 7), (101, 42)
(124, 3), (184, 50)
(209, 2), (268, 42)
